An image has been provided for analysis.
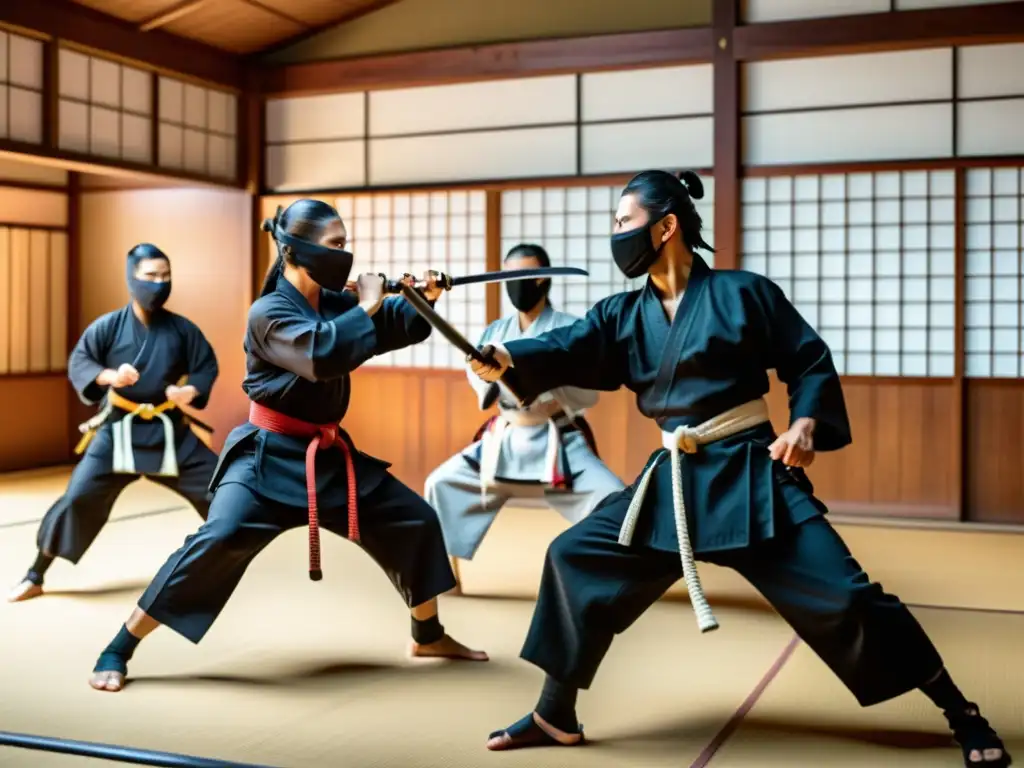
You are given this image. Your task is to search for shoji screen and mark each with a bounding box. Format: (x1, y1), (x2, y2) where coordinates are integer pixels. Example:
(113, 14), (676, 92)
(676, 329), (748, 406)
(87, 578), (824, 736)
(743, 0), (1016, 22)
(58, 48), (153, 164)
(499, 178), (716, 317)
(367, 77), (576, 185)
(336, 190), (488, 369)
(579, 65), (713, 174)
(0, 31), (44, 145)
(743, 49), (954, 166)
(741, 170), (956, 377)
(0, 185), (69, 376)
(157, 76), (237, 180)
(964, 167), (1024, 378)
(957, 43), (1024, 158)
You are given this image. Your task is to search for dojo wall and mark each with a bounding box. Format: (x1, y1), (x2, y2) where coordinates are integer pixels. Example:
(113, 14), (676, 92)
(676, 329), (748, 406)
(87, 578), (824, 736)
(264, 0), (711, 64)
(259, 25), (1024, 522)
(0, 157), (71, 471)
(77, 186), (253, 452)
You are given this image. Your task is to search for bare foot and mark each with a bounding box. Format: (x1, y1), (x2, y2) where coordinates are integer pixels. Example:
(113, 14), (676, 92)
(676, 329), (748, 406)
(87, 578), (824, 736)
(486, 712), (583, 751)
(410, 634), (489, 661)
(89, 670), (126, 692)
(7, 580), (43, 602)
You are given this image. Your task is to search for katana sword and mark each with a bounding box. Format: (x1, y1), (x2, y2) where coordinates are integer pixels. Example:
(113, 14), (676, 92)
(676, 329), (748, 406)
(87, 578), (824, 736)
(398, 284), (531, 406)
(383, 266), (588, 294)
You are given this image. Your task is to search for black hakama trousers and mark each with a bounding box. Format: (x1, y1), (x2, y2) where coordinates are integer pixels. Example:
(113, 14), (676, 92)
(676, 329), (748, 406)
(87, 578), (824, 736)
(36, 435), (217, 565)
(521, 490), (944, 708)
(136, 472), (457, 644)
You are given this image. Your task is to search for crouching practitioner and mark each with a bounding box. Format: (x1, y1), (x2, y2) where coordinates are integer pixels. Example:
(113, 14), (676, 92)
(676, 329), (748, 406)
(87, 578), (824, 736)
(89, 199), (487, 694)
(9, 243), (219, 603)
(425, 243), (624, 565)
(470, 170), (1010, 767)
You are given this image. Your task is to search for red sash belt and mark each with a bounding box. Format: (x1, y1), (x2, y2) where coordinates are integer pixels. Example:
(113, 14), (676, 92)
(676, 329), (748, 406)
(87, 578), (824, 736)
(248, 401), (359, 582)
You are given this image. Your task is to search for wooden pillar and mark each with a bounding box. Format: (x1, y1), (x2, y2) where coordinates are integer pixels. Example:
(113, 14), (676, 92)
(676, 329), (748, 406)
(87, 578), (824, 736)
(65, 171), (83, 459)
(484, 189), (502, 324)
(712, 0), (741, 270)
(241, 69), (266, 302)
(952, 167), (967, 519)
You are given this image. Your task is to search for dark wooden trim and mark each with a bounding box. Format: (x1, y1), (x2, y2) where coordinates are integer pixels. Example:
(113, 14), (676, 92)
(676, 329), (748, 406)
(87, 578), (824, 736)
(733, 2), (1024, 61)
(712, 0), (739, 270)
(65, 171), (80, 458)
(261, 169), (715, 197)
(742, 156), (1024, 176)
(0, 179), (68, 191)
(952, 167), (967, 521)
(242, 73), (265, 302)
(0, 139), (246, 190)
(149, 71), (160, 166)
(0, 371), (67, 381)
(43, 40), (58, 150)
(484, 190), (501, 324)
(0, 0), (244, 88)
(258, 28), (715, 97)
(254, 0), (402, 60)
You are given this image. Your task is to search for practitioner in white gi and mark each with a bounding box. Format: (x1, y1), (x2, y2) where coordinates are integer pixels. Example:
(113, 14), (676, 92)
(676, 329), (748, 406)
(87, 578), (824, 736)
(425, 244), (624, 564)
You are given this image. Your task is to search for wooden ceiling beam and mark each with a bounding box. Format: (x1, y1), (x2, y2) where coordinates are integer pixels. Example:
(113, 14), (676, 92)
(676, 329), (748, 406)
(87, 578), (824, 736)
(139, 0), (210, 33)
(237, 0), (311, 31)
(256, 0), (401, 60)
(0, 0), (244, 87)
(258, 27), (715, 96)
(733, 1), (1024, 61)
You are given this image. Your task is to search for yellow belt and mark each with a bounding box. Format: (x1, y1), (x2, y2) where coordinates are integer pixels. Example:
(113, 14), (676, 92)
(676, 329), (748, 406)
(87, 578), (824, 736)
(74, 377), (212, 475)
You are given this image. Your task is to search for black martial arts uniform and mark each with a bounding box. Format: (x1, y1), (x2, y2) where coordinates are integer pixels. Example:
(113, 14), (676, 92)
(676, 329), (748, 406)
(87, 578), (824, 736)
(35, 306), (219, 568)
(133, 277), (456, 644)
(501, 255), (944, 707)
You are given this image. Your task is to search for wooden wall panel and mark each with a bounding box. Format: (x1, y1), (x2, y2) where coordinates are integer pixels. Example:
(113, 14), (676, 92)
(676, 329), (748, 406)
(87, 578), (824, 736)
(966, 380), (1024, 524)
(343, 368), (964, 521)
(0, 376), (70, 471)
(78, 187), (253, 452)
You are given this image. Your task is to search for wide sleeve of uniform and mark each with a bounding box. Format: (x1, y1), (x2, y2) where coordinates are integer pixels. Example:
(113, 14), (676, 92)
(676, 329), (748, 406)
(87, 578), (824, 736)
(68, 314), (114, 405)
(501, 299), (627, 401)
(757, 277), (852, 452)
(179, 318), (219, 410)
(370, 296), (434, 356)
(249, 294), (378, 382)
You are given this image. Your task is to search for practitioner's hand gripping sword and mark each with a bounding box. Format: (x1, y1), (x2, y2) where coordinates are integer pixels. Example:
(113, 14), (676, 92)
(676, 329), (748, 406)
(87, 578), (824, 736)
(381, 266), (588, 295)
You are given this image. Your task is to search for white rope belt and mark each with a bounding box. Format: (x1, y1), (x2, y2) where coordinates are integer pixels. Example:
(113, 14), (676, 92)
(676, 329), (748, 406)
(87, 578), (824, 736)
(618, 398), (771, 634)
(112, 404), (179, 477)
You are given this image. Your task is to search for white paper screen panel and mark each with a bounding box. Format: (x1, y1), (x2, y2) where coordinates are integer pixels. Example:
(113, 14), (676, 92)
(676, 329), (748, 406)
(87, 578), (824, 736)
(744, 103), (953, 165)
(581, 117), (713, 176)
(157, 76), (237, 180)
(58, 48), (153, 164)
(963, 167), (1024, 378)
(265, 140), (366, 191)
(0, 227), (69, 374)
(0, 32), (44, 144)
(958, 43), (1024, 99)
(265, 93), (365, 143)
(369, 76), (575, 136)
(897, 0), (1019, 8)
(335, 191), (488, 368)
(744, 0), (888, 22)
(369, 126), (576, 186)
(499, 178), (715, 318)
(958, 99), (1024, 158)
(745, 49), (952, 113)
(581, 65), (712, 122)
(741, 170), (957, 377)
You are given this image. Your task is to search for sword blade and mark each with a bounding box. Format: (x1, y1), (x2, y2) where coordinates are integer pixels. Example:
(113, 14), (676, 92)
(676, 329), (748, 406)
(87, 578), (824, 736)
(448, 266), (588, 287)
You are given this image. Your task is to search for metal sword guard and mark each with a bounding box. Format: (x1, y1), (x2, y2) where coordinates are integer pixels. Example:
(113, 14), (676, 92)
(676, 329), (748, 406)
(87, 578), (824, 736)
(382, 271), (452, 295)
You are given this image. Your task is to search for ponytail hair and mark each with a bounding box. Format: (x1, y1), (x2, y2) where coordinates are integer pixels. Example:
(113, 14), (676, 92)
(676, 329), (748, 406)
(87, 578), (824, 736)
(258, 199), (341, 297)
(621, 169), (715, 253)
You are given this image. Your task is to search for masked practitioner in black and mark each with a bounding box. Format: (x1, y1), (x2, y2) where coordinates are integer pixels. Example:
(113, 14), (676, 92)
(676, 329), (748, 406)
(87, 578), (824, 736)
(471, 171), (1010, 768)
(8, 244), (219, 603)
(88, 199), (487, 693)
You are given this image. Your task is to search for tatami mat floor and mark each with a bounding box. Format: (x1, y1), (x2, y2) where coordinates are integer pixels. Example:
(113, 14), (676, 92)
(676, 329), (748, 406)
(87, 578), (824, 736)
(0, 468), (1021, 767)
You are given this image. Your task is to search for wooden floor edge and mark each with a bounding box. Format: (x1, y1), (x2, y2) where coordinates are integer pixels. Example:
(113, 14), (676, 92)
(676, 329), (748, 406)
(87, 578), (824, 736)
(0, 729), (279, 768)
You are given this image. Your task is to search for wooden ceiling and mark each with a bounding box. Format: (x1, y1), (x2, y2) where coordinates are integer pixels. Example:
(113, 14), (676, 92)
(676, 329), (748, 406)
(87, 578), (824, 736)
(67, 0), (401, 55)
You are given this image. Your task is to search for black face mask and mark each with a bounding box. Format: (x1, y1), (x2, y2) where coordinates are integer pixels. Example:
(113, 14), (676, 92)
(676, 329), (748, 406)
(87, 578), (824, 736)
(506, 278), (550, 312)
(272, 226), (354, 292)
(129, 278), (172, 312)
(610, 222), (664, 279)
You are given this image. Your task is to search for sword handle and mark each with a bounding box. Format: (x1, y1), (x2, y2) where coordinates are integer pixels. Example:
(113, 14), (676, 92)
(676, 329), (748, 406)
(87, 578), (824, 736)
(382, 271), (452, 295)
(476, 344), (532, 408)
